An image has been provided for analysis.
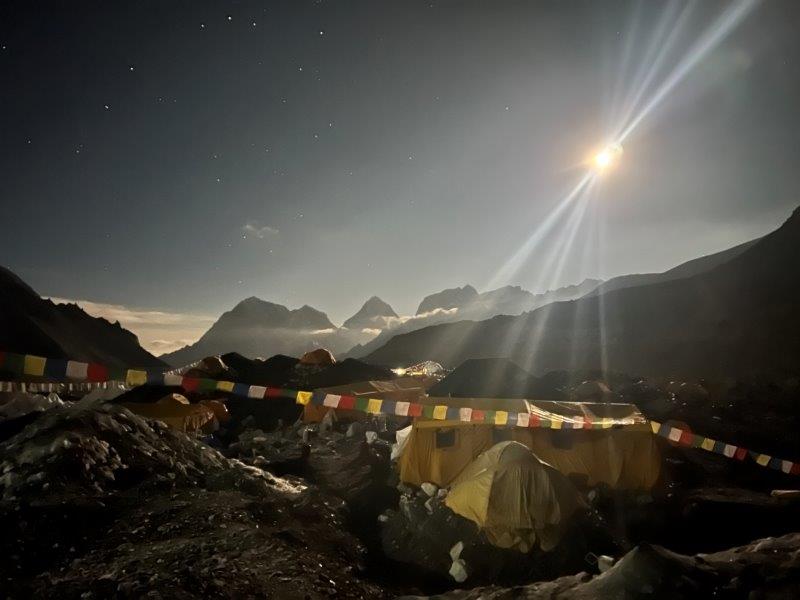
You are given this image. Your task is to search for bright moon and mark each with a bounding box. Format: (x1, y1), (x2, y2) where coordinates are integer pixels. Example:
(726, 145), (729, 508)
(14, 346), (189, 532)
(593, 143), (623, 171)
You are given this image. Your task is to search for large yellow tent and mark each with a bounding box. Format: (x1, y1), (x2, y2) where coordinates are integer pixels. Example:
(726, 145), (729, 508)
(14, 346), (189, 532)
(445, 441), (582, 552)
(399, 397), (660, 490)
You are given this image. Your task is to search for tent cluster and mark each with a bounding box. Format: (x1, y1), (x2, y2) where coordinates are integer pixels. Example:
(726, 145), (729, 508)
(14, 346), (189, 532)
(392, 396), (658, 552)
(399, 396), (659, 491)
(300, 370), (660, 554)
(4, 345), (660, 558)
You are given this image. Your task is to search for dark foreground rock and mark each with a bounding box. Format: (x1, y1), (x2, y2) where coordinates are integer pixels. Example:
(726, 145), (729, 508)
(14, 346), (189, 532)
(398, 532), (800, 599)
(0, 399), (386, 599)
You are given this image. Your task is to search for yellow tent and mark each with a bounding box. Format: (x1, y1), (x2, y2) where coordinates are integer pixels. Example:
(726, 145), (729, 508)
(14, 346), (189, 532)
(123, 393), (217, 433)
(445, 441), (582, 552)
(399, 397), (660, 490)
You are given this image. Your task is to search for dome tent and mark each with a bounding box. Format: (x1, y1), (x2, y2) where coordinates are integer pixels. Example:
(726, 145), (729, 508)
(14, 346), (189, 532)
(444, 441), (582, 552)
(299, 348), (336, 366)
(122, 393), (217, 433)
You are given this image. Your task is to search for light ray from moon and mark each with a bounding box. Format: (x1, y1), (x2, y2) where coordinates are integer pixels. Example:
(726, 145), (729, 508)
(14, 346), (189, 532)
(484, 0), (761, 324)
(617, 0), (760, 143)
(486, 170), (594, 291)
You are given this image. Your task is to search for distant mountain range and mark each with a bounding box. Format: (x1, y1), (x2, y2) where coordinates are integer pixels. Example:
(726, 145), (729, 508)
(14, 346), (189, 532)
(5, 206), (790, 380)
(0, 266), (164, 369)
(416, 280), (602, 319)
(159, 279), (605, 367)
(159, 297), (373, 366)
(344, 279), (602, 360)
(362, 207), (798, 379)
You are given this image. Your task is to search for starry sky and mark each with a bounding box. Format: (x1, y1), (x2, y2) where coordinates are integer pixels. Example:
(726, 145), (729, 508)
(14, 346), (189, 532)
(1, 0), (799, 353)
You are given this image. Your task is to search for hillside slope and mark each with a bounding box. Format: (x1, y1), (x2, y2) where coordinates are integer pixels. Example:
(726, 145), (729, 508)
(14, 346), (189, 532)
(585, 238), (758, 297)
(364, 207), (800, 378)
(0, 266), (164, 368)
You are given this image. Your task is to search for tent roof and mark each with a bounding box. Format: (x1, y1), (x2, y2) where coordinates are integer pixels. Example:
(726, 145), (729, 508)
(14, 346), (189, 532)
(316, 376), (438, 398)
(413, 396), (649, 430)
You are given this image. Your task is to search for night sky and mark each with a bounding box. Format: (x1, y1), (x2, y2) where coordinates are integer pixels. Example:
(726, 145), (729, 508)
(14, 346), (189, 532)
(2, 0), (799, 353)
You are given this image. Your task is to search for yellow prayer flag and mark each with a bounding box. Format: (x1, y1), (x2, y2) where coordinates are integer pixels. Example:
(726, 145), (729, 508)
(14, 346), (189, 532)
(649, 421), (661, 434)
(701, 438), (715, 451)
(550, 418), (563, 430)
(367, 398), (383, 414)
(296, 391), (313, 405)
(494, 410), (508, 426)
(216, 380), (235, 392)
(126, 370), (148, 386)
(756, 453), (771, 466)
(23, 355), (46, 377)
(432, 405), (448, 420)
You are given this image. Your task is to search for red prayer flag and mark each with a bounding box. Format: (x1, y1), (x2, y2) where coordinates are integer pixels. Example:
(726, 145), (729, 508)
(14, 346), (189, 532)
(679, 430), (694, 446)
(265, 387), (282, 398)
(182, 377), (199, 392)
(471, 409), (485, 422)
(86, 363), (108, 382)
(583, 418), (593, 430)
(408, 403), (423, 417)
(734, 447), (748, 461)
(338, 395), (355, 410)
(790, 463), (800, 476)
(528, 414), (540, 428)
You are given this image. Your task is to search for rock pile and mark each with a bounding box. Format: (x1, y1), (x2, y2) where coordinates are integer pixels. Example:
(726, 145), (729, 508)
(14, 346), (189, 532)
(398, 533), (800, 599)
(0, 399), (385, 598)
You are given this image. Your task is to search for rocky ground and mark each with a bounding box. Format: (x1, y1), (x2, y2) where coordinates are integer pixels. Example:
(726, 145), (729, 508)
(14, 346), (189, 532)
(0, 399), (389, 599)
(2, 370), (800, 599)
(398, 533), (800, 599)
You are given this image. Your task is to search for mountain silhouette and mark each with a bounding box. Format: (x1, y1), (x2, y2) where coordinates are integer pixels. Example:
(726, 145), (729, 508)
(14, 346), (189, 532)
(0, 266), (164, 368)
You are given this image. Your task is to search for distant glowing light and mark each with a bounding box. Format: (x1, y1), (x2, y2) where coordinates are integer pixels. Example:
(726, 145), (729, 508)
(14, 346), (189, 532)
(593, 143), (623, 171)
